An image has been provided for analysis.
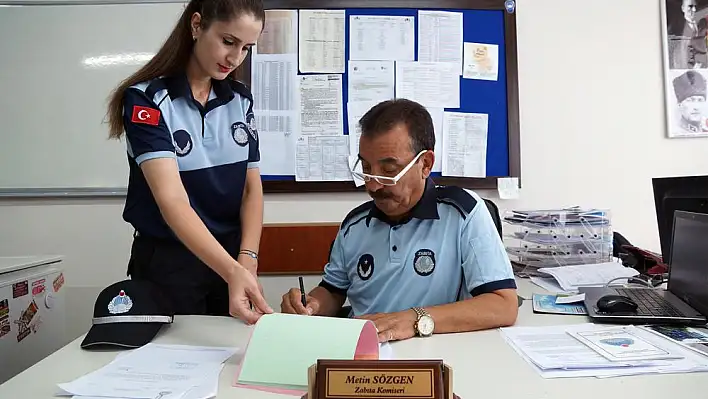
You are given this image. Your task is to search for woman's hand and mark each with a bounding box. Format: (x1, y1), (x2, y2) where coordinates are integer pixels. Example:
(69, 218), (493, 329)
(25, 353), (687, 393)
(227, 264), (272, 324)
(237, 253), (263, 295)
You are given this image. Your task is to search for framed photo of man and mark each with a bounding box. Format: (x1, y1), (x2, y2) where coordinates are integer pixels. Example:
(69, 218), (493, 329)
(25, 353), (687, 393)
(662, 0), (708, 138)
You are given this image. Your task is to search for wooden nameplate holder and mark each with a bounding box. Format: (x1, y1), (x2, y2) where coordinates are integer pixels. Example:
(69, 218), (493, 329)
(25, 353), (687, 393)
(300, 359), (460, 399)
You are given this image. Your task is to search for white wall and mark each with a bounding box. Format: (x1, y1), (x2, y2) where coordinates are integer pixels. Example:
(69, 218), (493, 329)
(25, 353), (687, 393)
(1, 0), (708, 346)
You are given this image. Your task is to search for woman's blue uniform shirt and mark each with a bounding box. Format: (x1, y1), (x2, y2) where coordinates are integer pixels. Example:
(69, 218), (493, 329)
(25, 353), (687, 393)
(121, 74), (259, 239)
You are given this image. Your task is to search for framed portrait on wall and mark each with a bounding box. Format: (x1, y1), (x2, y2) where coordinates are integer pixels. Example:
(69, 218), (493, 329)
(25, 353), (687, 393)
(661, 0), (708, 138)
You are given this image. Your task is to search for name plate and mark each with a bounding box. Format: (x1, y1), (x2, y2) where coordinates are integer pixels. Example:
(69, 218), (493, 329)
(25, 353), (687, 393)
(304, 360), (456, 399)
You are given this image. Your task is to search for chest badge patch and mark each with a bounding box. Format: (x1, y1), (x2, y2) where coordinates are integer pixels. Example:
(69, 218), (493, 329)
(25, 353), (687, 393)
(231, 122), (249, 147)
(172, 129), (192, 157)
(246, 112), (258, 141)
(357, 254), (374, 281)
(413, 249), (436, 276)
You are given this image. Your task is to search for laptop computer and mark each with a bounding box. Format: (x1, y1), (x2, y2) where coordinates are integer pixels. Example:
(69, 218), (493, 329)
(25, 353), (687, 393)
(580, 210), (708, 326)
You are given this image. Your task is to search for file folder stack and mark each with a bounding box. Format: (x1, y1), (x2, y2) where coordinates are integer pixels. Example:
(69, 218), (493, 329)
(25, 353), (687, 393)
(502, 207), (613, 276)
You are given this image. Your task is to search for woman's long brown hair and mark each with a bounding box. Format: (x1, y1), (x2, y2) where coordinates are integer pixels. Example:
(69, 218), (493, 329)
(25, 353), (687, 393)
(106, 0), (264, 140)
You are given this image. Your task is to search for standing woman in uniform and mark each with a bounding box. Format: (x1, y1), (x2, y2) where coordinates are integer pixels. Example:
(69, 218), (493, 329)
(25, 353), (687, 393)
(105, 0), (273, 324)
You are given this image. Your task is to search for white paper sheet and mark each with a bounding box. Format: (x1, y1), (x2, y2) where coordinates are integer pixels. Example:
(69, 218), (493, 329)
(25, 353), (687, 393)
(299, 74), (344, 137)
(251, 54), (299, 175)
(255, 10), (298, 55)
(298, 9), (345, 73)
(537, 262), (640, 292)
(347, 100), (378, 156)
(348, 155), (365, 187)
(501, 323), (708, 379)
(395, 61), (460, 108)
(348, 60), (394, 104)
(59, 344), (236, 399)
(569, 326), (681, 362)
(500, 325), (648, 370)
(418, 10), (464, 75)
(463, 42), (499, 81)
(70, 364), (223, 399)
(296, 135), (350, 182)
(497, 177), (519, 199)
(349, 15), (415, 61)
(426, 107), (444, 173)
(441, 111), (487, 178)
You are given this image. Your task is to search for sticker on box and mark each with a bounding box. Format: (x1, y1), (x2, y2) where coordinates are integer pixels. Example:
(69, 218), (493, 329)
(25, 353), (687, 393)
(52, 273), (65, 292)
(32, 278), (46, 296)
(12, 281), (28, 298)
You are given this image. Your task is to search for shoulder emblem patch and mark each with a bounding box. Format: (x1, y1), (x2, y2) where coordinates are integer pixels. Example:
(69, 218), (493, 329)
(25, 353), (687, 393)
(131, 105), (160, 126)
(107, 290), (133, 314)
(413, 249), (436, 276)
(246, 112), (258, 141)
(232, 122), (249, 146)
(357, 254), (375, 281)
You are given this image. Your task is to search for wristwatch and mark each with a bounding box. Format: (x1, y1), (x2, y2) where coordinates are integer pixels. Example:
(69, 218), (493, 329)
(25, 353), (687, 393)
(412, 307), (434, 337)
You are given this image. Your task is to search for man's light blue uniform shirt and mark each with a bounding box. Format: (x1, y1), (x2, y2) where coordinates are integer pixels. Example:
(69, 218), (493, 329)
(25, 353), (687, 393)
(319, 179), (516, 316)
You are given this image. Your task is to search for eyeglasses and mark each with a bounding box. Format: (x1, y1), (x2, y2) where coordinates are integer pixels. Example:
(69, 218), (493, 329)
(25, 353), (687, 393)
(350, 150), (427, 186)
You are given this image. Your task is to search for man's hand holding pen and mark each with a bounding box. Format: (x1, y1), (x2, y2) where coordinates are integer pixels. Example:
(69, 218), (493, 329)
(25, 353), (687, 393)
(281, 277), (321, 315)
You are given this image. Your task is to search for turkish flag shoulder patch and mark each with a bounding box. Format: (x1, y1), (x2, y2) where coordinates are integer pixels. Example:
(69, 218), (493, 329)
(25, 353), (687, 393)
(131, 105), (161, 126)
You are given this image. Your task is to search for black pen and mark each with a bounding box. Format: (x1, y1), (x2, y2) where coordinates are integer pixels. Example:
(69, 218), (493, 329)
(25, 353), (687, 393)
(299, 276), (307, 309)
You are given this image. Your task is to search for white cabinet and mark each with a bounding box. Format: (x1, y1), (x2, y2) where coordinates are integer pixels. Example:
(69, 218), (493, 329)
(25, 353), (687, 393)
(0, 256), (65, 384)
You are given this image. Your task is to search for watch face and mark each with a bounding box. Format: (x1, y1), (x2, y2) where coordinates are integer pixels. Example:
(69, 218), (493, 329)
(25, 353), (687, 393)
(418, 315), (434, 336)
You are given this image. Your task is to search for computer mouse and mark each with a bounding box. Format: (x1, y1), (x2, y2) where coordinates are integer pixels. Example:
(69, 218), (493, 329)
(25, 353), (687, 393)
(596, 295), (639, 313)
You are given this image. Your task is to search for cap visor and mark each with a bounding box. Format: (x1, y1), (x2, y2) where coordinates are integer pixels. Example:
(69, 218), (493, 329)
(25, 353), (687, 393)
(80, 322), (165, 349)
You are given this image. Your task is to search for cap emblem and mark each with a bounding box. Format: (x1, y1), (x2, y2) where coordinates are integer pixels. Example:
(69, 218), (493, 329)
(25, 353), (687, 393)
(107, 290), (133, 314)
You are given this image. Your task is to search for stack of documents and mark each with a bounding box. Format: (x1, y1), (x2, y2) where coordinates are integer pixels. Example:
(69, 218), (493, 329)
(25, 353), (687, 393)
(530, 261), (639, 294)
(233, 313), (380, 395)
(500, 323), (708, 378)
(57, 343), (237, 399)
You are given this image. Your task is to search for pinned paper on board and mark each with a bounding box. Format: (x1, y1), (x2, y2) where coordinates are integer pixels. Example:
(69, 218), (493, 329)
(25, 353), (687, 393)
(497, 177), (519, 199)
(233, 313), (379, 395)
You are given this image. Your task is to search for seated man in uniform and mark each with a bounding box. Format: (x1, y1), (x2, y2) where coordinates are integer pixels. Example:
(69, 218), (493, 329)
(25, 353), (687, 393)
(280, 99), (518, 342)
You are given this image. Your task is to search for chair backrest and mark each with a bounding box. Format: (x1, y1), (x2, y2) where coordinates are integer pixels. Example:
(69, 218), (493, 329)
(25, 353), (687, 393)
(483, 198), (503, 239)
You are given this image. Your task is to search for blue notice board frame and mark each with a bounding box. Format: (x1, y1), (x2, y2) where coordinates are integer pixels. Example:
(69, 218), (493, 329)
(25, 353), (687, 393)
(248, 0), (520, 193)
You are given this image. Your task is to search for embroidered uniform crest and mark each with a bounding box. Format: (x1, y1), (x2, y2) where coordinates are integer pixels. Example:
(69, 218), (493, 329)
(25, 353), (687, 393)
(413, 249), (436, 276)
(246, 112), (258, 141)
(231, 122), (249, 146)
(108, 290), (133, 314)
(172, 130), (192, 157)
(357, 254), (374, 281)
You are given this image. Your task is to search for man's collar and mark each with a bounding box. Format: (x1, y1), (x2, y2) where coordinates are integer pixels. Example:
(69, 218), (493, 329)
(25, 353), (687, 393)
(163, 72), (234, 103)
(367, 178), (439, 226)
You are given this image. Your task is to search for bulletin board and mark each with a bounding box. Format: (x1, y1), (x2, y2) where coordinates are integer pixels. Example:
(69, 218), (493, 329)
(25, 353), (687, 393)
(244, 0), (520, 194)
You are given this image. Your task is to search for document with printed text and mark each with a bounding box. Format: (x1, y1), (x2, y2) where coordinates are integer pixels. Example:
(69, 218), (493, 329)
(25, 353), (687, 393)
(418, 10), (464, 75)
(295, 135), (350, 182)
(298, 9), (345, 73)
(299, 74), (343, 137)
(347, 100), (379, 156)
(442, 111), (488, 178)
(255, 10), (298, 55)
(349, 15), (415, 61)
(348, 60), (394, 104)
(58, 344), (236, 399)
(395, 61), (460, 108)
(252, 53), (298, 175)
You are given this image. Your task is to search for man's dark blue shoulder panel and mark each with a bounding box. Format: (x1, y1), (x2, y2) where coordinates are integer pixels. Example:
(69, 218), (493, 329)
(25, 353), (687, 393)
(228, 79), (254, 103)
(436, 185), (478, 216)
(340, 201), (374, 230)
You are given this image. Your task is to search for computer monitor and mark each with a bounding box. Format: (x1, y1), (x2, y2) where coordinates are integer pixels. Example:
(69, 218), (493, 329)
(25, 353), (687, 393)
(667, 210), (708, 317)
(652, 175), (708, 261)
